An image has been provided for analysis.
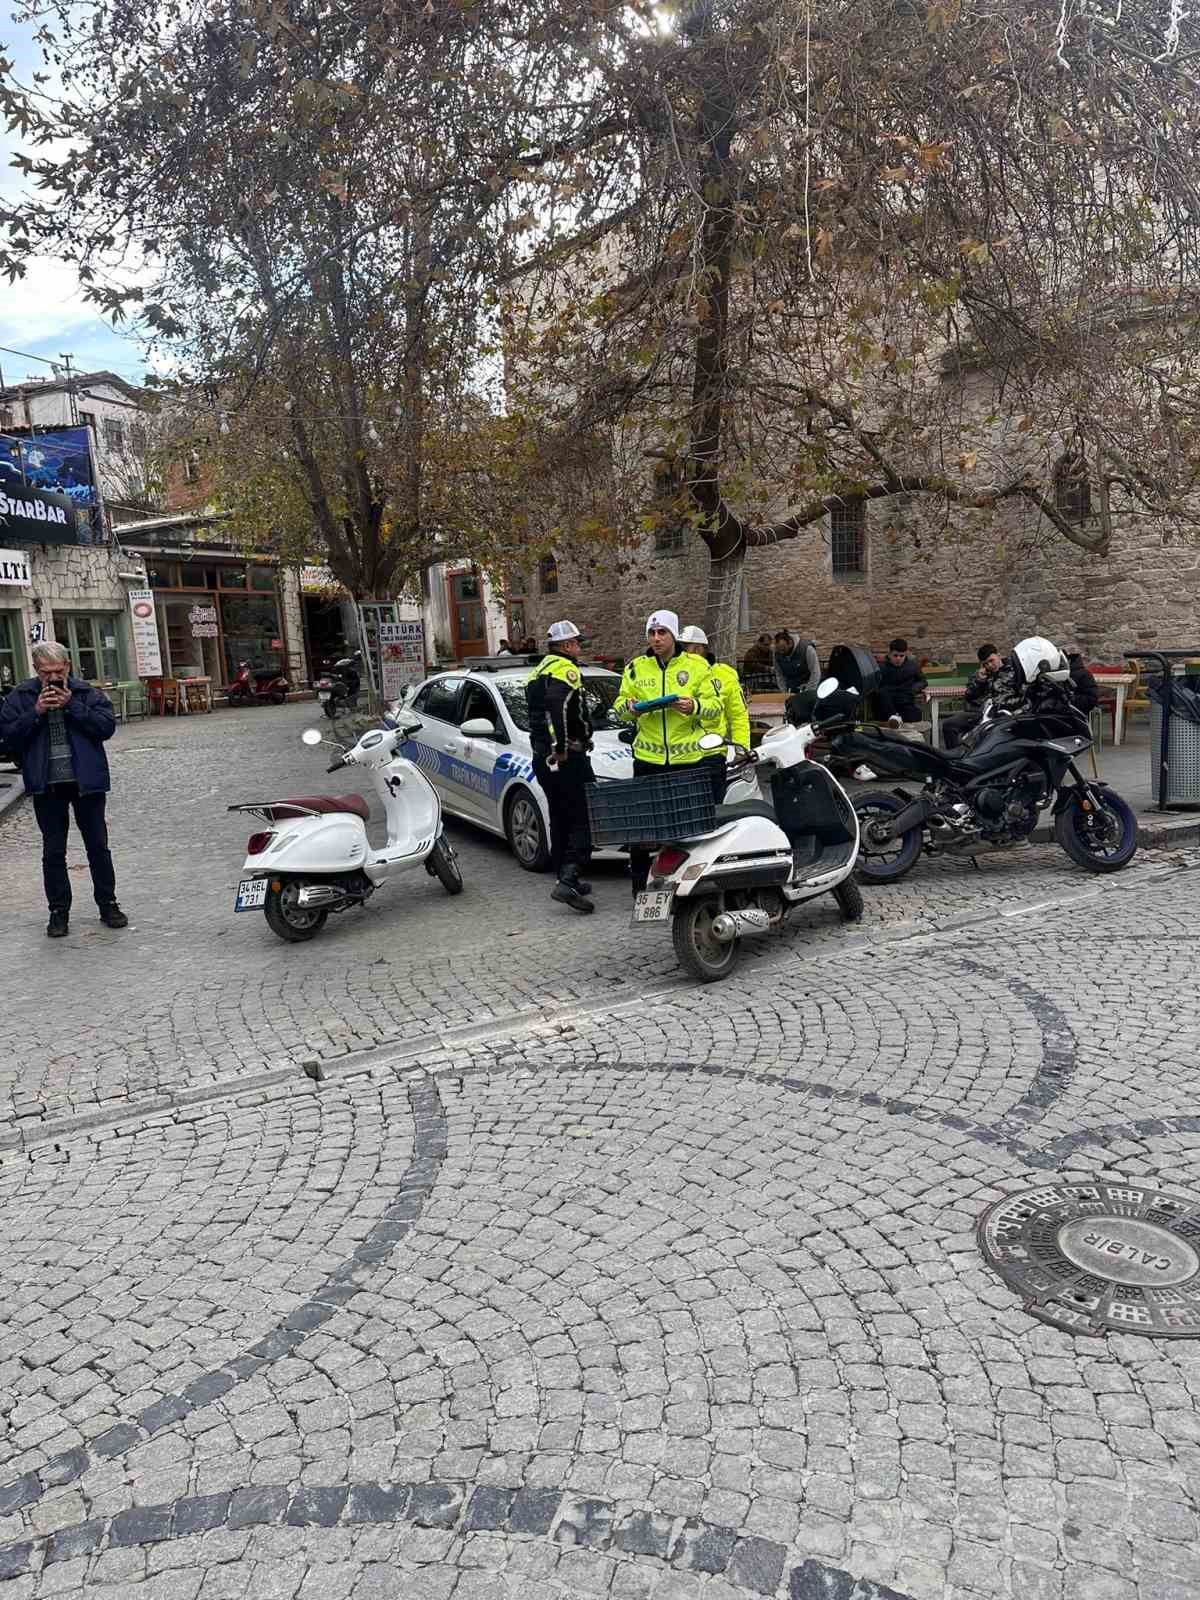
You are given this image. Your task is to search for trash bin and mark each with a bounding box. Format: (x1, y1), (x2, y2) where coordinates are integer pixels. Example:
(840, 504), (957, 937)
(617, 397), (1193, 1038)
(1148, 668), (1200, 807)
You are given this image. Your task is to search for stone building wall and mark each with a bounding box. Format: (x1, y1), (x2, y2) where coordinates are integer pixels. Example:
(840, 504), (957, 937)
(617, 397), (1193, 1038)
(0, 545), (137, 683)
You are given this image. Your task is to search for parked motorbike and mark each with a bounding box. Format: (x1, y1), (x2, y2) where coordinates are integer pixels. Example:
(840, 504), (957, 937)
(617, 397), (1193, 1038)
(228, 660), (290, 707)
(624, 680), (863, 982)
(314, 651), (363, 720)
(227, 712), (463, 942)
(837, 673), (1138, 882)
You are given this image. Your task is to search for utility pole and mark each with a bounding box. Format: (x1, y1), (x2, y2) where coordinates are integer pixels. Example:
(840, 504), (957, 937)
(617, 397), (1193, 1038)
(59, 353), (79, 425)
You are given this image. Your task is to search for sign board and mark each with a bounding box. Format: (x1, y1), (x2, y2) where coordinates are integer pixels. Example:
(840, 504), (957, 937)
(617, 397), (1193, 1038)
(29, 621), (44, 645)
(0, 548), (31, 586)
(128, 588), (163, 676)
(300, 564), (341, 594)
(0, 483), (80, 546)
(189, 603), (218, 639)
(379, 620), (425, 701)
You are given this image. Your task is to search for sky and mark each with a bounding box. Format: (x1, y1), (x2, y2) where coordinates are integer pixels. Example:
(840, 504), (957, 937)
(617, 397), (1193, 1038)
(0, 12), (152, 389)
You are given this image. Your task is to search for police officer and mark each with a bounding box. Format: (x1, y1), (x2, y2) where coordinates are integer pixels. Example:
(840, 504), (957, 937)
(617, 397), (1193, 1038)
(525, 620), (595, 913)
(615, 609), (722, 895)
(678, 625), (750, 803)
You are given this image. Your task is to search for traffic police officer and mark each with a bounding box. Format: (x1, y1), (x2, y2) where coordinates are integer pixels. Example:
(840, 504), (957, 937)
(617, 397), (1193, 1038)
(678, 625), (750, 803)
(525, 619), (595, 913)
(615, 609), (722, 895)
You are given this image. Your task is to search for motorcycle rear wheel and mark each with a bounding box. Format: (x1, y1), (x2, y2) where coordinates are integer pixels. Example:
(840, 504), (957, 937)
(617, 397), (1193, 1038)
(264, 881), (329, 942)
(852, 790), (923, 883)
(671, 899), (741, 983)
(1054, 790), (1138, 873)
(322, 699), (340, 721)
(429, 834), (464, 895)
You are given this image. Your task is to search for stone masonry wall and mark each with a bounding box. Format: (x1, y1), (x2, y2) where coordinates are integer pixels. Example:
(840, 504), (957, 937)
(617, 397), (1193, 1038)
(0, 544), (136, 683)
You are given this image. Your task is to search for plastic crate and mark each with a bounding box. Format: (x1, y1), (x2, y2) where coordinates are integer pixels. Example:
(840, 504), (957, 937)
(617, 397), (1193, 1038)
(587, 769), (716, 846)
(1150, 702), (1200, 803)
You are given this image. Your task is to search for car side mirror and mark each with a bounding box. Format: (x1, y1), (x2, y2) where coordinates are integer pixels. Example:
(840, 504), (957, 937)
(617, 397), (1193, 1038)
(460, 717), (499, 739)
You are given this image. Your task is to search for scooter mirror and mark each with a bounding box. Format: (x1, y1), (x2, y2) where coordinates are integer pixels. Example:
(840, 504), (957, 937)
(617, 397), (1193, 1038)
(301, 728), (323, 746)
(815, 677), (840, 699)
(698, 732), (725, 751)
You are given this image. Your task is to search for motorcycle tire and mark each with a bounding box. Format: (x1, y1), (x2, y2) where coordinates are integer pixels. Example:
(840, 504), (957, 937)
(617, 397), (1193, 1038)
(852, 790), (924, 884)
(429, 834), (464, 895)
(833, 878), (864, 922)
(263, 881), (328, 942)
(228, 689), (249, 708)
(271, 690), (287, 706)
(322, 699), (341, 721)
(671, 899), (741, 983)
(1054, 789), (1138, 873)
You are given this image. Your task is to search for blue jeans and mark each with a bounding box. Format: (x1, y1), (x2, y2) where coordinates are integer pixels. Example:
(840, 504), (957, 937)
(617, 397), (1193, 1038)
(32, 784), (116, 913)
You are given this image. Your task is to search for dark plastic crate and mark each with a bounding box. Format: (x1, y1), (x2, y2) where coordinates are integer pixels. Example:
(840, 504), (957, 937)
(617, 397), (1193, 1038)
(587, 770), (716, 846)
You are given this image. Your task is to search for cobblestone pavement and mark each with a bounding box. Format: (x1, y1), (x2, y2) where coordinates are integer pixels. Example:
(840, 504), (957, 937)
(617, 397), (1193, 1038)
(2, 705), (1200, 1599)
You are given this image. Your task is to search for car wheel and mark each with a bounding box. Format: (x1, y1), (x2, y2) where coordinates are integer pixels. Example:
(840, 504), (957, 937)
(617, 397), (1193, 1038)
(505, 787), (550, 872)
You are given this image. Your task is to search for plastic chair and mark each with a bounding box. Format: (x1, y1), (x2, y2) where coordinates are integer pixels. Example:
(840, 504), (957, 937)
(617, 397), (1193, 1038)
(119, 680), (149, 720)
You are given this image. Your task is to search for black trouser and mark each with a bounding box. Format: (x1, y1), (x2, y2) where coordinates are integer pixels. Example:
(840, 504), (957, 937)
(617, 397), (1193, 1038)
(629, 758), (718, 896)
(941, 710), (980, 750)
(874, 689), (922, 723)
(532, 752), (594, 881)
(32, 784), (116, 914)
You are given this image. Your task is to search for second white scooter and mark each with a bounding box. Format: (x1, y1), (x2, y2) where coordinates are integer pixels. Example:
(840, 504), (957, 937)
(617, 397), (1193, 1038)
(228, 713), (463, 942)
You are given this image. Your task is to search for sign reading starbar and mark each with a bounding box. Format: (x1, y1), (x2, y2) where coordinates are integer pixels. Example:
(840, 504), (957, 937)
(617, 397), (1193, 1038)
(0, 482), (80, 545)
(0, 547), (32, 586)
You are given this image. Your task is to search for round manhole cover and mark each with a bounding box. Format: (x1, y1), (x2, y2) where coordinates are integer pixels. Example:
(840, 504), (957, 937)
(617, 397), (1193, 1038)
(978, 1180), (1200, 1337)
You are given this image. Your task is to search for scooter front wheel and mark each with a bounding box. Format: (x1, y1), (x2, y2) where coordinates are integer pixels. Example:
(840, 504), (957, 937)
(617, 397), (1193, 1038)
(671, 899), (741, 983)
(264, 881), (329, 942)
(428, 834), (464, 895)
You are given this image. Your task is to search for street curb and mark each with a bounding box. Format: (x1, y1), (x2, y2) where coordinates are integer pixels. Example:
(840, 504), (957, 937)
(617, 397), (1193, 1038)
(0, 773), (25, 824)
(1030, 813), (1200, 848)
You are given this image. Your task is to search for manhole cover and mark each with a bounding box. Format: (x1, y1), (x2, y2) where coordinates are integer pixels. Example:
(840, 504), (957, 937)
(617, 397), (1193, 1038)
(978, 1180), (1200, 1337)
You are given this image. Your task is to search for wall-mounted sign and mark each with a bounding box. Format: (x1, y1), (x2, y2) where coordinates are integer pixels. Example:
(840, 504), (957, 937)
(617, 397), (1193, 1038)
(0, 483), (80, 546)
(29, 621), (45, 645)
(189, 603), (218, 639)
(128, 588), (163, 676)
(300, 564), (341, 594)
(0, 547), (31, 586)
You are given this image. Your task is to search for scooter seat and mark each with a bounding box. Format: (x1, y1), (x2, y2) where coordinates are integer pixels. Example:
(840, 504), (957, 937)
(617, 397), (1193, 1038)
(715, 798), (777, 824)
(264, 793), (371, 820)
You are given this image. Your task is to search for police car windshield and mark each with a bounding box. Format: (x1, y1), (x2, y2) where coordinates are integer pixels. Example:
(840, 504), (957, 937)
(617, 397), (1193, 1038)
(495, 673), (622, 733)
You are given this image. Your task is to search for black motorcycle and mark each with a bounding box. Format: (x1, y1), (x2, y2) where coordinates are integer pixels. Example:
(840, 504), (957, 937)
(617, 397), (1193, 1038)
(835, 693), (1138, 881)
(314, 650), (363, 720)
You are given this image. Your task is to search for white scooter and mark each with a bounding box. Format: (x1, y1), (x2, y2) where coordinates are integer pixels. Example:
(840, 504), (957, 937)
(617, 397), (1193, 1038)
(228, 713), (463, 942)
(628, 680), (864, 981)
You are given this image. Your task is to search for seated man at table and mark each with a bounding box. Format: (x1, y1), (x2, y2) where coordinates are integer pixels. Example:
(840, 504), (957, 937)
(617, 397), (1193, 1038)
(941, 642), (1004, 749)
(874, 638), (927, 725)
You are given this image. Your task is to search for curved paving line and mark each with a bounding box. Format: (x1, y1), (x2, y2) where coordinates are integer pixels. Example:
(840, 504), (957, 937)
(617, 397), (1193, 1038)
(0, 1473), (915, 1599)
(0, 971), (1082, 1518)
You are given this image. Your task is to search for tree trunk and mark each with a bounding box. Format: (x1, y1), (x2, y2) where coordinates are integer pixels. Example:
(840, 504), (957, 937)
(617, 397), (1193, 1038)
(703, 545), (744, 667)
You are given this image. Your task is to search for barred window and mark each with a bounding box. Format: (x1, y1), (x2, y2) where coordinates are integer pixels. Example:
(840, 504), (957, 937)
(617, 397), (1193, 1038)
(654, 526), (687, 554)
(538, 555), (559, 595)
(1054, 452), (1092, 523)
(831, 499), (867, 577)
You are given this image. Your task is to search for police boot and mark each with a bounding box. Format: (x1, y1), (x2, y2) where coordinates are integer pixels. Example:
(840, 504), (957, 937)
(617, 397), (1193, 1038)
(551, 869), (594, 914)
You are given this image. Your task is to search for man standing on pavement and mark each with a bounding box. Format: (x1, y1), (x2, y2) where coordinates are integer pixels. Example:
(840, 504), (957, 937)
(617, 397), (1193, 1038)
(773, 629), (821, 696)
(679, 625), (750, 802)
(0, 640), (128, 937)
(616, 610), (722, 895)
(525, 620), (596, 913)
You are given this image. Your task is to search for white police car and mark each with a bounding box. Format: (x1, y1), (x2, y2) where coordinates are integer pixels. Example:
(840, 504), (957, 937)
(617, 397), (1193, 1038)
(395, 663), (633, 870)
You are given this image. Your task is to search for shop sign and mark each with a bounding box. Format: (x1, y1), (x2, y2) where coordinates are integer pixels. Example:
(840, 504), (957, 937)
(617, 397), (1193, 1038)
(0, 547), (31, 586)
(301, 564), (341, 594)
(128, 587), (163, 676)
(29, 620), (45, 644)
(0, 483), (79, 546)
(379, 620), (425, 701)
(189, 603), (219, 639)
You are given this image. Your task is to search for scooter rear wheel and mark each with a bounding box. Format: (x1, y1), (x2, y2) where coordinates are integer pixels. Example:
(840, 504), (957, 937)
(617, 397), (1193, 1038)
(672, 899), (741, 983)
(264, 881), (329, 942)
(429, 834), (464, 895)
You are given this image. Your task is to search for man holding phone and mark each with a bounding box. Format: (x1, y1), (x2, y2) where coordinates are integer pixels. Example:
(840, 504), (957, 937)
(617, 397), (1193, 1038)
(0, 640), (127, 937)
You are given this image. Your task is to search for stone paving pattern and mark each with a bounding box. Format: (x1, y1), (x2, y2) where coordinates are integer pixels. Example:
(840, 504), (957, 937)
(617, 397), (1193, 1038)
(1, 704), (1199, 1598)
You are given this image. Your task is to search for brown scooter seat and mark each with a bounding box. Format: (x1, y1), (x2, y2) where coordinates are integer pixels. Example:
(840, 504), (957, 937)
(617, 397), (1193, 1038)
(263, 794), (371, 821)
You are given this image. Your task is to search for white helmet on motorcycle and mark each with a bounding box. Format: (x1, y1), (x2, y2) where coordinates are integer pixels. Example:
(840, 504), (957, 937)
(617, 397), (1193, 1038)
(1012, 635), (1070, 686)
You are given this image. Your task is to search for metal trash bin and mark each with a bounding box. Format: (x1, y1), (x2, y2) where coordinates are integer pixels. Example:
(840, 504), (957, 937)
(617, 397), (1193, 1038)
(1143, 651), (1200, 807)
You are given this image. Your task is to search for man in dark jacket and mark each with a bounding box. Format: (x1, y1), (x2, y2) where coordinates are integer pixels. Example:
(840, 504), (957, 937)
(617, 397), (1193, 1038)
(874, 638), (927, 724)
(0, 640), (127, 936)
(525, 620), (596, 912)
(941, 643), (1004, 749)
(773, 630), (821, 695)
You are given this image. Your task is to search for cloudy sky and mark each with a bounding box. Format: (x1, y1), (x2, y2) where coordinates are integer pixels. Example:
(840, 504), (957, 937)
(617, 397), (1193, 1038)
(0, 15), (151, 388)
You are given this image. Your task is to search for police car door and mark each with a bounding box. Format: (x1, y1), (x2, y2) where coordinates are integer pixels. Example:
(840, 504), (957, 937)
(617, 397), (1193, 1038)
(405, 676), (469, 814)
(447, 680), (509, 826)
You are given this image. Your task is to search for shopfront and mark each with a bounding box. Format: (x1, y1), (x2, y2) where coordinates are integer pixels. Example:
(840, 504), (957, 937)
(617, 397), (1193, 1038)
(0, 606), (25, 690)
(139, 550), (287, 686)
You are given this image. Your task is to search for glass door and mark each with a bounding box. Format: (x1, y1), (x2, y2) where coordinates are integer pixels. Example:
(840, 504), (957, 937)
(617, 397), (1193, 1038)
(0, 610), (24, 691)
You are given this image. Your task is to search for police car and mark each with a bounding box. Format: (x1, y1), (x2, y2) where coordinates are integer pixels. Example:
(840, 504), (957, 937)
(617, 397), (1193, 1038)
(395, 661), (632, 870)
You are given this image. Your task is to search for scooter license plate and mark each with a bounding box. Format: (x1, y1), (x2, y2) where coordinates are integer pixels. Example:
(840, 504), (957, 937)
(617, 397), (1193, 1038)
(317, 691), (331, 702)
(235, 877), (268, 911)
(631, 890), (673, 925)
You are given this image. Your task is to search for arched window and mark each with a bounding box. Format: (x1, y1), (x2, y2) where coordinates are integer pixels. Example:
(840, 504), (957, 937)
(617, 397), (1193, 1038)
(1054, 451), (1092, 523)
(538, 554), (559, 595)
